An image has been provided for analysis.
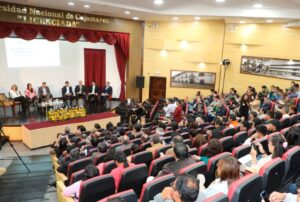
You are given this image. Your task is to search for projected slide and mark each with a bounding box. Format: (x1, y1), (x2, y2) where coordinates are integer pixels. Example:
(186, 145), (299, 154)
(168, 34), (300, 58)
(5, 38), (60, 68)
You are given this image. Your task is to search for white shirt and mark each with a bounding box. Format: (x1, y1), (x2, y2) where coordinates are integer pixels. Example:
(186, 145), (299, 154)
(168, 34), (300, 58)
(92, 85), (95, 94)
(164, 103), (177, 117)
(196, 179), (229, 201)
(66, 86), (70, 94)
(9, 90), (20, 99)
(42, 87), (47, 95)
(282, 114), (290, 118)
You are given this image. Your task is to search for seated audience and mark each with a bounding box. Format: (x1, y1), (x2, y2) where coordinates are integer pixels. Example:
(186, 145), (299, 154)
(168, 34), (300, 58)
(141, 134), (150, 144)
(132, 123), (144, 138)
(63, 164), (99, 201)
(208, 119), (225, 139)
(158, 143), (197, 176)
(266, 119), (281, 134)
(239, 121), (251, 132)
(146, 134), (163, 155)
(116, 135), (132, 151)
(165, 135), (184, 156)
(9, 84), (28, 113)
(57, 148), (80, 175)
(244, 124), (267, 145)
(111, 151), (135, 190)
(269, 178), (300, 202)
(151, 174), (199, 202)
(197, 156), (240, 200)
(197, 138), (223, 164)
(193, 134), (207, 150)
(229, 114), (239, 128)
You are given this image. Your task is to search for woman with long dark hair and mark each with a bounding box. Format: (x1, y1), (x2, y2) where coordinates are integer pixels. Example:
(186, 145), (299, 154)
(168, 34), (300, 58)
(239, 93), (250, 121)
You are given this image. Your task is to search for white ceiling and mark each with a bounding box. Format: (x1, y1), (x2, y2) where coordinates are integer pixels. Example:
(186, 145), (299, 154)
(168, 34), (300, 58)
(4, 0), (300, 23)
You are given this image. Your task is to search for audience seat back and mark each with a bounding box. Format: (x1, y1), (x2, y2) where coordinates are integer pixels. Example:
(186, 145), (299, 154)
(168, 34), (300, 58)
(118, 164), (148, 196)
(198, 143), (208, 156)
(233, 131), (248, 146)
(139, 174), (175, 202)
(183, 139), (192, 147)
(228, 174), (263, 202)
(78, 174), (115, 202)
(67, 157), (93, 183)
(154, 145), (172, 159)
(131, 138), (142, 145)
(70, 169), (85, 185)
(180, 132), (190, 140)
(258, 157), (285, 194)
(280, 118), (291, 129)
(222, 128), (236, 137)
(131, 151), (153, 167)
(88, 148), (98, 156)
(232, 145), (251, 159)
(149, 156), (175, 176)
(98, 189), (138, 202)
(282, 146), (300, 186)
(102, 160), (117, 175)
(177, 162), (207, 177)
(247, 128), (256, 137)
(140, 142), (151, 151)
(219, 136), (234, 152)
(93, 153), (106, 166)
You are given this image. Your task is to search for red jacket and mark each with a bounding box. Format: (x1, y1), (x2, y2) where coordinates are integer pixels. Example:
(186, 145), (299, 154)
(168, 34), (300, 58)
(173, 105), (183, 123)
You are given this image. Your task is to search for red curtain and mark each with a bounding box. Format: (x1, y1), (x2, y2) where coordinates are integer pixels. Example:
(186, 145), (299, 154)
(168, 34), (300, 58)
(84, 49), (106, 91)
(0, 21), (129, 100)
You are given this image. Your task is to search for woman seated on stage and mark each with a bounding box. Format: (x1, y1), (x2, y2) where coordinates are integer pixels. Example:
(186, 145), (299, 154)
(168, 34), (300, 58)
(9, 84), (28, 114)
(25, 83), (38, 106)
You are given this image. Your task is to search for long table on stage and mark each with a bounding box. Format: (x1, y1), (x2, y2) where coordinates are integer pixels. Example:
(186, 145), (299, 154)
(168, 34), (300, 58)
(21, 112), (120, 149)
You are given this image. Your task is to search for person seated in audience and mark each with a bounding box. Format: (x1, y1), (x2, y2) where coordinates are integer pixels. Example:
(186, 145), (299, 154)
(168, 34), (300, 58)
(163, 98), (177, 117)
(91, 142), (108, 161)
(62, 81), (74, 108)
(228, 114), (239, 128)
(239, 121), (251, 132)
(158, 143), (197, 177)
(274, 110), (283, 121)
(57, 148), (80, 175)
(141, 134), (150, 144)
(239, 94), (250, 121)
(111, 151), (135, 191)
(252, 117), (262, 128)
(266, 119), (281, 134)
(281, 105), (290, 118)
(94, 123), (102, 132)
(151, 174), (199, 202)
(115, 135), (132, 151)
(173, 99), (183, 123)
(24, 83), (38, 108)
(127, 144), (141, 162)
(110, 135), (119, 145)
(195, 116), (207, 129)
(146, 134), (164, 156)
(74, 80), (86, 107)
(249, 111), (258, 123)
(269, 177), (300, 202)
(63, 164), (99, 201)
(9, 84), (28, 113)
(132, 123), (143, 138)
(248, 134), (286, 173)
(208, 118), (225, 139)
(38, 81), (52, 101)
(53, 134), (69, 158)
(165, 135), (184, 156)
(194, 138), (223, 164)
(193, 134), (207, 150)
(285, 126), (300, 148)
(196, 156), (240, 201)
(88, 81), (100, 105)
(244, 124), (267, 145)
(264, 110), (275, 124)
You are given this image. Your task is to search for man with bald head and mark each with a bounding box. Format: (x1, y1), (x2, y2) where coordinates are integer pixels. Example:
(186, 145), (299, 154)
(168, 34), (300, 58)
(75, 80), (86, 107)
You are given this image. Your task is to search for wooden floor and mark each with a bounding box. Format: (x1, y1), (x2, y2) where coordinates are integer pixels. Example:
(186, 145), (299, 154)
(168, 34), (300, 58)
(0, 143), (57, 202)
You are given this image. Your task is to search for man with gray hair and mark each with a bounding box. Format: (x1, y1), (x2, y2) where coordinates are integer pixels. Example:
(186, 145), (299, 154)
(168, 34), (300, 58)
(115, 135), (132, 152)
(156, 127), (165, 136)
(57, 148), (79, 175)
(146, 134), (163, 155)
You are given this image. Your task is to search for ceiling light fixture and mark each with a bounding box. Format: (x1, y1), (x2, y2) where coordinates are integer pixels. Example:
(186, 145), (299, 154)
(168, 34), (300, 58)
(84, 4), (90, 8)
(68, 2), (74, 6)
(172, 17), (179, 21)
(180, 40), (189, 49)
(198, 63), (206, 69)
(154, 0), (164, 5)
(194, 16), (201, 21)
(266, 19), (273, 23)
(239, 21), (245, 24)
(160, 49), (168, 57)
(125, 11), (130, 15)
(216, 0), (226, 3)
(253, 3), (263, 8)
(132, 17), (139, 20)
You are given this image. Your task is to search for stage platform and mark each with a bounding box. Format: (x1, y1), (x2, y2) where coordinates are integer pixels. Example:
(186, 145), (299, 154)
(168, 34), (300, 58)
(21, 112), (120, 149)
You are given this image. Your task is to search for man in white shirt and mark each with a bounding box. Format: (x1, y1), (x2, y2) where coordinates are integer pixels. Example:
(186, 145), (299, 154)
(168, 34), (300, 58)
(164, 98), (177, 117)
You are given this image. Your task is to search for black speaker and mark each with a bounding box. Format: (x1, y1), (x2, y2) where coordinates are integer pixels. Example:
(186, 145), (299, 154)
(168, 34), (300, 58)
(222, 59), (231, 66)
(136, 76), (145, 88)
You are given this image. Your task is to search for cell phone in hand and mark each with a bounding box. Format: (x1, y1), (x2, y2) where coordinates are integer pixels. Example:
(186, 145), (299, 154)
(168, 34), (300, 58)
(260, 191), (270, 202)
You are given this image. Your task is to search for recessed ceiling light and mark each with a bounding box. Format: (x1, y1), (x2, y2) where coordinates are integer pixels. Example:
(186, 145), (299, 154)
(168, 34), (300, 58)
(160, 49), (168, 57)
(239, 21), (245, 24)
(154, 0), (164, 5)
(84, 4), (90, 8)
(266, 19), (273, 23)
(216, 0), (226, 3)
(172, 17), (179, 21)
(132, 17), (139, 20)
(194, 16), (201, 21)
(125, 11), (130, 15)
(253, 3), (263, 8)
(68, 2), (74, 6)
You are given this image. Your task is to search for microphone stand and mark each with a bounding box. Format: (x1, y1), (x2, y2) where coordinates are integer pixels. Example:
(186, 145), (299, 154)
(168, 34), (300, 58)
(0, 127), (30, 173)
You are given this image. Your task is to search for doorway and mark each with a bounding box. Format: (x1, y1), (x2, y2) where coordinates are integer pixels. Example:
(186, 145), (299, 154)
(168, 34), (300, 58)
(149, 76), (166, 104)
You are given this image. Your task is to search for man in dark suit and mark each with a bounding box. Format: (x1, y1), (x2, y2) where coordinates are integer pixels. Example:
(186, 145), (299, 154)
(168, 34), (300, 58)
(157, 143), (197, 177)
(38, 82), (52, 101)
(101, 81), (113, 108)
(62, 81), (73, 107)
(75, 80), (86, 107)
(88, 81), (100, 105)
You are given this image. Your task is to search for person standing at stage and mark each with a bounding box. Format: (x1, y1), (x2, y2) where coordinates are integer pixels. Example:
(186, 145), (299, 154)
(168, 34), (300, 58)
(38, 82), (52, 101)
(10, 84), (28, 114)
(88, 81), (100, 105)
(62, 81), (73, 108)
(102, 81), (113, 108)
(75, 80), (86, 107)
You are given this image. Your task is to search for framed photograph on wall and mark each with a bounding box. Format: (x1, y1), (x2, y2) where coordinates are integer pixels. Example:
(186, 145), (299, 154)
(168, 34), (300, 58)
(170, 70), (216, 89)
(240, 56), (300, 81)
